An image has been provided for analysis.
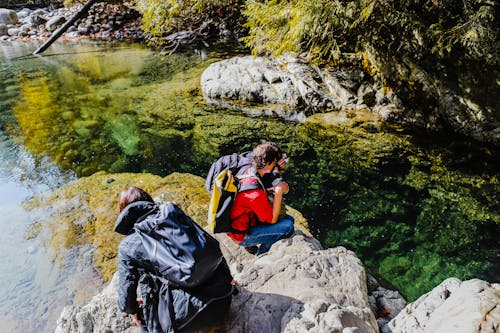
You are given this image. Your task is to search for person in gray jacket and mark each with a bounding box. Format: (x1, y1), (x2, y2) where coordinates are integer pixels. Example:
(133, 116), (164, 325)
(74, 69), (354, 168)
(115, 187), (234, 332)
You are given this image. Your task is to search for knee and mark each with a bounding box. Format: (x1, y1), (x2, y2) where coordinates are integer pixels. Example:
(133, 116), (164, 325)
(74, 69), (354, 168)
(283, 218), (294, 236)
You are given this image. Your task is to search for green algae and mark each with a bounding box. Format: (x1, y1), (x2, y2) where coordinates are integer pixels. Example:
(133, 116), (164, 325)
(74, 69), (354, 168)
(25, 172), (309, 281)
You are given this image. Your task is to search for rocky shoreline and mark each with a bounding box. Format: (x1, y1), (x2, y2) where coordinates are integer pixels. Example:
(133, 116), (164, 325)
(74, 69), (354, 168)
(0, 2), (143, 43)
(54, 231), (499, 333)
(200, 55), (500, 146)
(25, 172), (499, 333)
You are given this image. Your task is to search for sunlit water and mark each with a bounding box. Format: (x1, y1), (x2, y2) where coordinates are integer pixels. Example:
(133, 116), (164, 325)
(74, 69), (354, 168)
(0, 39), (498, 332)
(0, 40), (212, 332)
(0, 131), (103, 332)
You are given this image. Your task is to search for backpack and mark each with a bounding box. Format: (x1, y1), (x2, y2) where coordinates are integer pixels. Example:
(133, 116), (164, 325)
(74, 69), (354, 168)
(206, 152), (263, 234)
(134, 202), (223, 288)
(205, 151), (253, 194)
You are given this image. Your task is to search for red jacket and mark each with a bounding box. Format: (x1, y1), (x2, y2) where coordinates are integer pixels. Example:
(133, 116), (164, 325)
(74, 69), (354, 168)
(228, 174), (273, 243)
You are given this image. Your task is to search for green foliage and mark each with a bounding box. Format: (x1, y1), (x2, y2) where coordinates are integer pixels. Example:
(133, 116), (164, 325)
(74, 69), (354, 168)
(243, 0), (359, 61)
(133, 0), (245, 46)
(242, 0), (498, 65)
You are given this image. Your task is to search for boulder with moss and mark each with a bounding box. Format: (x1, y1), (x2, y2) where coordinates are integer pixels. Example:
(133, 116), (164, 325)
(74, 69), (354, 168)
(25, 171), (310, 282)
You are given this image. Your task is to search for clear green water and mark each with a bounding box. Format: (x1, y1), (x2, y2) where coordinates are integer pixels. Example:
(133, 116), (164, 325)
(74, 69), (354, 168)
(0, 40), (498, 331)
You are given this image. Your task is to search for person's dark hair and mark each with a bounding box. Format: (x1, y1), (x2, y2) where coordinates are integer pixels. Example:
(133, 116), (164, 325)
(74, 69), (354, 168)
(252, 141), (283, 169)
(118, 186), (154, 212)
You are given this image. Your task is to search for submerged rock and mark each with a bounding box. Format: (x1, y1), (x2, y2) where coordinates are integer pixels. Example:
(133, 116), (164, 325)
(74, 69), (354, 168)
(25, 171), (310, 281)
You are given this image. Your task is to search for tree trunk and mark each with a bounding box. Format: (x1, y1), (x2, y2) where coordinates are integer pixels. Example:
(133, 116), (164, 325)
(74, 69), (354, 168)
(33, 0), (97, 55)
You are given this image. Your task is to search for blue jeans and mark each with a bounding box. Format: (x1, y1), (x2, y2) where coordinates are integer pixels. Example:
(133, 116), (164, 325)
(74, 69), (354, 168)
(239, 215), (295, 255)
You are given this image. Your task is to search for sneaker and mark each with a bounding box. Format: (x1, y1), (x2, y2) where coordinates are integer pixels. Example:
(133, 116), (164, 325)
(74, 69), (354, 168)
(243, 246), (259, 255)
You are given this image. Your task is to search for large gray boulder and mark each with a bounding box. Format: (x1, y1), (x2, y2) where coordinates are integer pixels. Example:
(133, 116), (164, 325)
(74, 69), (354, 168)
(388, 278), (500, 333)
(218, 233), (379, 332)
(0, 8), (18, 25)
(200, 56), (403, 122)
(201, 56), (337, 121)
(54, 233), (380, 333)
(54, 273), (137, 333)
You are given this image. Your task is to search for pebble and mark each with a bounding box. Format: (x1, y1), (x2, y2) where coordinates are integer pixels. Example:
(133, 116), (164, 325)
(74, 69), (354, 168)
(1, 2), (143, 43)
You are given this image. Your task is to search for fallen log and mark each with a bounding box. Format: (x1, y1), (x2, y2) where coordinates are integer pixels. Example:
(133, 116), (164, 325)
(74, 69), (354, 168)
(33, 0), (97, 55)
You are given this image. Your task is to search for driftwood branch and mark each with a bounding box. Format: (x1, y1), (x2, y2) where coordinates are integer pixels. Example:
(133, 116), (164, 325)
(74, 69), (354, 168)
(33, 0), (96, 55)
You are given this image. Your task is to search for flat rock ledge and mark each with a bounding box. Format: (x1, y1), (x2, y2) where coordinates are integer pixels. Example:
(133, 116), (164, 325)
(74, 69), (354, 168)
(54, 233), (498, 333)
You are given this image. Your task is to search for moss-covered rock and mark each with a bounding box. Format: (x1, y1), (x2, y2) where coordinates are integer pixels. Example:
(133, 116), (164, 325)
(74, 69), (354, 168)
(25, 171), (310, 281)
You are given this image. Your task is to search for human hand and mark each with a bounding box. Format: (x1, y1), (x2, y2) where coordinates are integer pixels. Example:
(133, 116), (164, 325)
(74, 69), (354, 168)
(132, 299), (144, 327)
(132, 313), (142, 327)
(277, 154), (288, 171)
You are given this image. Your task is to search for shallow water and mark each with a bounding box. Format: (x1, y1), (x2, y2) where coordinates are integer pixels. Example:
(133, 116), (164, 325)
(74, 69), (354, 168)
(0, 39), (498, 331)
(0, 131), (103, 332)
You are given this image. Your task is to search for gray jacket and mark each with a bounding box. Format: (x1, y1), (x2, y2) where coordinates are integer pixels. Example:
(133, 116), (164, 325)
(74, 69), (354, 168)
(116, 202), (233, 332)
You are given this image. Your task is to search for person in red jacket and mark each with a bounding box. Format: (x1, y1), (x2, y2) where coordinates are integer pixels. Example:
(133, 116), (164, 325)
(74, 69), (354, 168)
(228, 142), (294, 255)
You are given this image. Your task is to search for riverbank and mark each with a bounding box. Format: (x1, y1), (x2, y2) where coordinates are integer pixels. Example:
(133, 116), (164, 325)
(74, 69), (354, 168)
(26, 171), (499, 332)
(0, 2), (143, 43)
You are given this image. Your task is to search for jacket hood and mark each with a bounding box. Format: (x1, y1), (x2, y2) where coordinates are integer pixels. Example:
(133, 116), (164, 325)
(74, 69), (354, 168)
(114, 201), (157, 235)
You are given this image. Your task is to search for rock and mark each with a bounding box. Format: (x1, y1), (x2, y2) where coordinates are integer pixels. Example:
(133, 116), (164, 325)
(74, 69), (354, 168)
(0, 23), (7, 36)
(388, 278), (500, 333)
(7, 27), (20, 36)
(200, 56), (406, 123)
(201, 56), (336, 121)
(0, 8), (18, 25)
(16, 8), (32, 20)
(322, 69), (360, 107)
(54, 274), (138, 333)
(30, 9), (49, 26)
(438, 92), (500, 145)
(357, 84), (377, 107)
(46, 16), (66, 32)
(78, 26), (89, 34)
(54, 235), (380, 333)
(368, 287), (407, 333)
(20, 24), (31, 33)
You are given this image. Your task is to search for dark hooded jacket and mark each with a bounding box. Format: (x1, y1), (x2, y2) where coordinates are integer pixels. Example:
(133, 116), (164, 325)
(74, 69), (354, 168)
(115, 201), (233, 333)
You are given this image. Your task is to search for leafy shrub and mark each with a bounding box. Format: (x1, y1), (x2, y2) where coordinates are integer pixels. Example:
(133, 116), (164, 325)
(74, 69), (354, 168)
(242, 0), (498, 65)
(133, 0), (245, 46)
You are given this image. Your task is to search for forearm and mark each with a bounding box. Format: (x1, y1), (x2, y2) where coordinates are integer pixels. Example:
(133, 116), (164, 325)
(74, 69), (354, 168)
(117, 252), (140, 314)
(272, 192), (283, 223)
